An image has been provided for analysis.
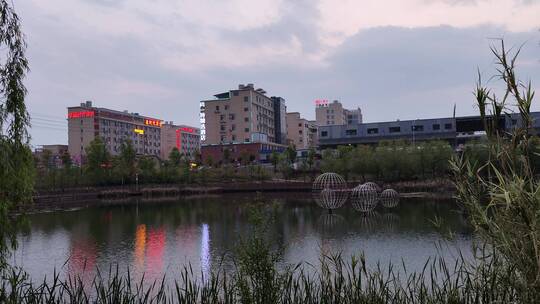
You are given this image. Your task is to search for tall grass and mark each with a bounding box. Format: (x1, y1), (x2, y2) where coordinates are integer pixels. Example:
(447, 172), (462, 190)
(0, 250), (531, 303)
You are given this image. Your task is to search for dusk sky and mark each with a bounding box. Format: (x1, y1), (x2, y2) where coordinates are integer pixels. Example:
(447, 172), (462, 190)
(17, 0), (540, 146)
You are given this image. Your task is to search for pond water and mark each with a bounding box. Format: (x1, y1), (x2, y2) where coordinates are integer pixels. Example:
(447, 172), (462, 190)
(11, 193), (473, 282)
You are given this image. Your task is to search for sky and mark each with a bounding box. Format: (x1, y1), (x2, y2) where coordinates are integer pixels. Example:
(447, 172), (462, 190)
(15, 0), (540, 146)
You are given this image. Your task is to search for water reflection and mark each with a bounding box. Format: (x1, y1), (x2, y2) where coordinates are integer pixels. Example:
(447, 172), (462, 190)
(14, 194), (473, 282)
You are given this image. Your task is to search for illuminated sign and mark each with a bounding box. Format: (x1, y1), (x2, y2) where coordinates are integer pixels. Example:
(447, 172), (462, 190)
(144, 118), (162, 127)
(134, 129), (144, 135)
(68, 111), (94, 119)
(178, 127), (195, 133)
(315, 99), (329, 106)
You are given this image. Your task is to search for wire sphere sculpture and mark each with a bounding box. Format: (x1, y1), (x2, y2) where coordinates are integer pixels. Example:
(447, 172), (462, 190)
(350, 184), (379, 212)
(312, 173), (349, 211)
(380, 189), (399, 208)
(362, 182), (382, 192)
(313, 188), (348, 210)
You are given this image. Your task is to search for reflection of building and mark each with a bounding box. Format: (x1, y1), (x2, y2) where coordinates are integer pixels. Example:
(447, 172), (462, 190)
(286, 112), (318, 149)
(200, 84), (286, 145)
(146, 228), (166, 278)
(134, 224), (146, 270)
(315, 99), (362, 126)
(161, 122), (200, 160)
(68, 101), (162, 162)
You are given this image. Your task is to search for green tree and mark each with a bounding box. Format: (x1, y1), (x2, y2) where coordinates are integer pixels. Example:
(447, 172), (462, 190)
(270, 151), (279, 173)
(223, 148), (231, 165)
(84, 137), (111, 185)
(285, 145), (296, 164)
(0, 0), (34, 268)
(118, 139), (136, 183)
(169, 147), (182, 167)
(138, 156), (156, 183)
(60, 150), (72, 169)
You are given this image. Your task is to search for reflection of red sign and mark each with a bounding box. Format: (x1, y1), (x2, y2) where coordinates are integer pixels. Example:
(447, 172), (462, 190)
(144, 119), (162, 127)
(315, 99), (329, 106)
(68, 111), (94, 119)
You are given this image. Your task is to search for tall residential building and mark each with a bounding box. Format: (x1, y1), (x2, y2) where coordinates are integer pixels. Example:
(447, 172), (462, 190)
(200, 84), (284, 145)
(286, 112), (318, 150)
(315, 99), (362, 126)
(161, 122), (200, 160)
(271, 96), (287, 145)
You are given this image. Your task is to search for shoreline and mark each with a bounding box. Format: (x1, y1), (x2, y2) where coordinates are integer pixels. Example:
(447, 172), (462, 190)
(30, 179), (455, 212)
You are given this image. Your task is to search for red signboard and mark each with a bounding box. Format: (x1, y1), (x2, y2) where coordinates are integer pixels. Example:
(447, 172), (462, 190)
(144, 118), (162, 127)
(68, 111), (94, 119)
(179, 127), (195, 133)
(315, 99), (329, 106)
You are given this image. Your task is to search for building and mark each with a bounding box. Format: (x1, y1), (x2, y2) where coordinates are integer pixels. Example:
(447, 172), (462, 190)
(161, 122), (200, 160)
(286, 112), (318, 150)
(315, 99), (362, 126)
(68, 101), (162, 163)
(34, 144), (69, 168)
(271, 96), (287, 145)
(318, 112), (540, 149)
(201, 142), (286, 165)
(200, 84), (283, 145)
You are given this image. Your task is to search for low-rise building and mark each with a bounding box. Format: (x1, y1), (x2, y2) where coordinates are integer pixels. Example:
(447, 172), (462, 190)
(201, 142), (286, 165)
(161, 122), (200, 160)
(315, 99), (362, 126)
(286, 112), (318, 150)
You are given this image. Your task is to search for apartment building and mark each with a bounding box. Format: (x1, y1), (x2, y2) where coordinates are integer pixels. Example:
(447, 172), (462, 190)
(161, 122), (201, 160)
(315, 99), (362, 126)
(200, 84), (286, 145)
(286, 112), (318, 150)
(271, 96), (287, 145)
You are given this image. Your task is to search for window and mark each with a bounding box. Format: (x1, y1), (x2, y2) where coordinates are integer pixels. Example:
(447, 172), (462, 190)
(433, 124), (440, 130)
(245, 138), (250, 143)
(412, 125), (424, 132)
(231, 124), (236, 131)
(232, 135), (236, 141)
(220, 114), (225, 121)
(367, 128), (378, 134)
(298, 123), (302, 127)
(216, 105), (219, 111)
(244, 128), (249, 132)
(389, 126), (401, 133)
(321, 131), (328, 137)
(512, 119), (517, 125)
(225, 105), (229, 110)
(299, 130), (303, 134)
(444, 123), (452, 130)
(346, 129), (357, 136)
(244, 117), (249, 122)
(229, 114), (235, 120)
(220, 125), (225, 131)
(244, 107), (248, 111)
(244, 96), (249, 102)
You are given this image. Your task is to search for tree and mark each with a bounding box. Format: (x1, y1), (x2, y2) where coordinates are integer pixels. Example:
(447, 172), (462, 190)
(119, 139), (136, 182)
(306, 148), (316, 171)
(60, 150), (72, 169)
(84, 137), (111, 185)
(270, 151), (279, 173)
(285, 145), (296, 164)
(223, 148), (231, 165)
(0, 0), (33, 268)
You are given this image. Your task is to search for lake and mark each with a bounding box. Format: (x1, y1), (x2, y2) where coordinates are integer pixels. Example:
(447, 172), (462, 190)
(11, 193), (473, 283)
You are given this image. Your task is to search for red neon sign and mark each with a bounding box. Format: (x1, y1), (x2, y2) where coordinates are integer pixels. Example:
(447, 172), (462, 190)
(144, 118), (162, 127)
(68, 111), (94, 119)
(315, 99), (329, 106)
(179, 127), (195, 133)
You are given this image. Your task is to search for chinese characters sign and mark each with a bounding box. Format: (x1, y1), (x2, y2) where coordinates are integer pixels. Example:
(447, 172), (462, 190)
(68, 111), (94, 119)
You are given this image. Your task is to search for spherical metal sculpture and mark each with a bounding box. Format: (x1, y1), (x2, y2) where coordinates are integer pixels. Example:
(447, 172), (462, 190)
(350, 184), (379, 212)
(312, 173), (349, 212)
(380, 189), (399, 208)
(362, 182), (381, 192)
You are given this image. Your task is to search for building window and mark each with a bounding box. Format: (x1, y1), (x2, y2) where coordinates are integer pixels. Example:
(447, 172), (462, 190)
(433, 124), (440, 130)
(444, 123), (453, 130)
(244, 117), (249, 122)
(225, 105), (229, 110)
(244, 128), (249, 132)
(229, 113), (235, 120)
(299, 130), (303, 134)
(244, 107), (248, 111)
(232, 135), (236, 141)
(389, 126), (401, 133)
(512, 119), (517, 125)
(231, 124), (236, 131)
(216, 105), (219, 111)
(298, 123), (302, 127)
(321, 131), (328, 137)
(367, 128), (378, 134)
(412, 125), (424, 132)
(244, 96), (249, 102)
(245, 138), (250, 142)
(345, 129), (357, 136)
(220, 125), (225, 131)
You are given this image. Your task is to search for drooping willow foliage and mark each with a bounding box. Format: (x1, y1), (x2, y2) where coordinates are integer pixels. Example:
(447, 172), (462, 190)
(0, 0), (34, 268)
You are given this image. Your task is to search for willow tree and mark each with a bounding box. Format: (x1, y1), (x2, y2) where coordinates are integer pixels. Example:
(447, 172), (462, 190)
(0, 1), (33, 268)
